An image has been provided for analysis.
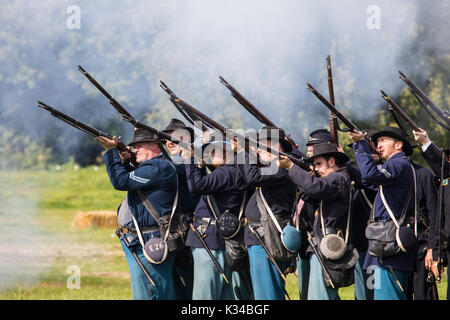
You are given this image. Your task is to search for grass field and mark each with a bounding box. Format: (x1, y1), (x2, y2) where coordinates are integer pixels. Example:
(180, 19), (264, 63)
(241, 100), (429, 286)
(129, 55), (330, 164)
(0, 164), (447, 300)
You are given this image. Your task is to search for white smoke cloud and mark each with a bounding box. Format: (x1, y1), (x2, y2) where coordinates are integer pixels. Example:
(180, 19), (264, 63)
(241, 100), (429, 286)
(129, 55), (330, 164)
(0, 0), (447, 292)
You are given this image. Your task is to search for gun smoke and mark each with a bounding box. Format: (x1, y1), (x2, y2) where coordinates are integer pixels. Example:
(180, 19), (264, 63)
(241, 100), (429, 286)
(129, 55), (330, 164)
(0, 0), (447, 291)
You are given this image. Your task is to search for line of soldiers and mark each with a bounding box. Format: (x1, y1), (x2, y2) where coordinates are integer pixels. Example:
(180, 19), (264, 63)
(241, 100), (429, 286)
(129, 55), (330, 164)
(95, 118), (449, 300)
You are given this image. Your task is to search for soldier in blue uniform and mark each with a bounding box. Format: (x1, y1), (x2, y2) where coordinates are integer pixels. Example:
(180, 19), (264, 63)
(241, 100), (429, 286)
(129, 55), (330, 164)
(305, 129), (375, 300)
(296, 129), (333, 300)
(236, 127), (298, 300)
(162, 118), (199, 300)
(348, 126), (417, 300)
(413, 128), (449, 299)
(96, 128), (178, 300)
(183, 140), (244, 300)
(278, 142), (352, 300)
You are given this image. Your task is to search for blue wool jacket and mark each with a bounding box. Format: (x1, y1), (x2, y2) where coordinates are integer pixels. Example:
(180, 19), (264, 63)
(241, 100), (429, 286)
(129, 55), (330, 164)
(103, 149), (178, 246)
(288, 165), (351, 246)
(184, 163), (244, 250)
(353, 140), (416, 272)
(236, 155), (297, 247)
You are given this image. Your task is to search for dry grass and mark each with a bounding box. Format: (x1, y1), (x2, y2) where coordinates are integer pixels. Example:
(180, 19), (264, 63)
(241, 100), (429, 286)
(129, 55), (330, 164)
(73, 211), (119, 229)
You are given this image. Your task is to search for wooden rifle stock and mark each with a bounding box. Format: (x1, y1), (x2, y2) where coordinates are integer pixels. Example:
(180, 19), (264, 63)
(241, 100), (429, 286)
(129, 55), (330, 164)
(326, 56), (339, 146)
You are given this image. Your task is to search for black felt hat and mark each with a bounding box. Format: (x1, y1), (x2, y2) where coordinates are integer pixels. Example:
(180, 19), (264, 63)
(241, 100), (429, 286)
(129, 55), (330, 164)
(162, 118), (195, 143)
(370, 126), (413, 156)
(306, 129), (333, 146)
(306, 142), (349, 164)
(127, 128), (159, 146)
(258, 126), (293, 153)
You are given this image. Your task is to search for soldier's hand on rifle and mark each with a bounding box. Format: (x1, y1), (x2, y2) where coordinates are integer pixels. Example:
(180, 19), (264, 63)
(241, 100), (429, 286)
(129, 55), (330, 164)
(95, 136), (118, 150)
(118, 146), (133, 161)
(348, 130), (365, 141)
(337, 144), (344, 153)
(431, 260), (444, 280)
(412, 128), (430, 147)
(277, 155), (293, 170)
(425, 249), (433, 271)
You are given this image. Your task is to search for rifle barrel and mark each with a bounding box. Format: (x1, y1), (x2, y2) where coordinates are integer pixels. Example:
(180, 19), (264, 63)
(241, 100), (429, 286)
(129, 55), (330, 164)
(380, 90), (420, 131)
(306, 83), (360, 132)
(37, 101), (137, 166)
(77, 65), (134, 119)
(398, 71), (450, 126)
(219, 76), (276, 127)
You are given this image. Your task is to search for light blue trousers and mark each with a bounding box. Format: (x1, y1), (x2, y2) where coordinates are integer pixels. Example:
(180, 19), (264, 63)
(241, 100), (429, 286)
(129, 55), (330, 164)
(191, 247), (233, 300)
(354, 249), (374, 300)
(307, 253), (340, 300)
(120, 235), (175, 300)
(373, 267), (409, 300)
(248, 244), (289, 300)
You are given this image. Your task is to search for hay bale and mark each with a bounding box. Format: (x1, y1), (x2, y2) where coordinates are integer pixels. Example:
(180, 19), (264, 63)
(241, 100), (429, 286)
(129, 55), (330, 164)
(73, 211), (118, 229)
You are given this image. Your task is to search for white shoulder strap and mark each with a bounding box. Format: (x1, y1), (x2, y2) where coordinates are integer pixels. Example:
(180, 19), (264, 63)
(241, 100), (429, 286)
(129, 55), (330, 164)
(319, 182), (353, 244)
(134, 163), (179, 242)
(379, 164), (417, 235)
(258, 188), (283, 234)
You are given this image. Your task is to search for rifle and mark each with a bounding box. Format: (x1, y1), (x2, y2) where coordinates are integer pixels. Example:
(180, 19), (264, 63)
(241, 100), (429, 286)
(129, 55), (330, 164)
(78, 65), (171, 159)
(189, 223), (230, 284)
(436, 152), (447, 282)
(247, 225), (291, 300)
(306, 83), (378, 154)
(116, 228), (156, 288)
(398, 71), (450, 128)
(218, 76), (297, 148)
(121, 115), (193, 151)
(160, 82), (312, 172)
(161, 80), (226, 133)
(380, 90), (421, 134)
(77, 65), (134, 119)
(426, 271), (440, 300)
(326, 56), (340, 146)
(37, 100), (138, 167)
(306, 231), (335, 289)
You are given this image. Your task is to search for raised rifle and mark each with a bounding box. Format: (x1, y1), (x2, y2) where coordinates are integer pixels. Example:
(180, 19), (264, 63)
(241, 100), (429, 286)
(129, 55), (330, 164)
(77, 65), (134, 119)
(218, 76), (297, 148)
(306, 83), (379, 154)
(160, 82), (311, 172)
(380, 89), (421, 145)
(120, 115), (193, 151)
(398, 71), (450, 129)
(77, 65), (171, 159)
(326, 56), (340, 146)
(160, 80), (224, 133)
(37, 100), (138, 167)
